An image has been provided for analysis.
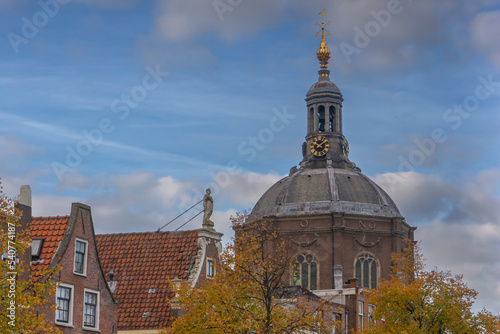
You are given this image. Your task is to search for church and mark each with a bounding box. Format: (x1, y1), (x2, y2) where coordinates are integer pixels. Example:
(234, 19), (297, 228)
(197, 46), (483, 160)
(250, 13), (416, 296)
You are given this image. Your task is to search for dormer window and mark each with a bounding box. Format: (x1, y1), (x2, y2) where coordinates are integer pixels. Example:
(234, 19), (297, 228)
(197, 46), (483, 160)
(31, 238), (44, 260)
(74, 239), (88, 276)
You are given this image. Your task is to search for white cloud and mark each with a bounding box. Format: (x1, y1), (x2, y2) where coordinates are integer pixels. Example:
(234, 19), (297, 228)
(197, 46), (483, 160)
(372, 171), (459, 223)
(211, 208), (238, 245)
(372, 169), (500, 225)
(153, 0), (285, 42)
(418, 220), (500, 313)
(73, 0), (141, 9)
(0, 134), (39, 169)
(213, 171), (283, 207)
(470, 10), (500, 69)
(371, 169), (500, 312)
(23, 170), (281, 237)
(32, 194), (85, 217)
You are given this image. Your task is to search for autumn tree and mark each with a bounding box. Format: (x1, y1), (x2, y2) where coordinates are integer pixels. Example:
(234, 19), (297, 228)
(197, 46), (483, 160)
(364, 241), (500, 334)
(0, 180), (61, 333)
(162, 212), (336, 334)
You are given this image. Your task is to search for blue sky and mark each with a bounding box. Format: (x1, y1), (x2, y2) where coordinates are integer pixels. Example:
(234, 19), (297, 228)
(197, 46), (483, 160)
(1, 0), (500, 313)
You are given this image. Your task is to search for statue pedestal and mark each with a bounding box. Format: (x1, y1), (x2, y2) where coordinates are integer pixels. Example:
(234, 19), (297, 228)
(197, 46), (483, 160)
(202, 220), (215, 231)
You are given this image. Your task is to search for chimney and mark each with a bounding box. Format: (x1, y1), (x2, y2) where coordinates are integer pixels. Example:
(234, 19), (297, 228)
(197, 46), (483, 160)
(15, 185), (32, 278)
(108, 268), (117, 293)
(348, 278), (358, 289)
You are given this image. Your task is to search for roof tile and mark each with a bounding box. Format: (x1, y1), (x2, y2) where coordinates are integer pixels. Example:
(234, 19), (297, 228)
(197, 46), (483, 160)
(31, 216), (70, 275)
(96, 230), (199, 331)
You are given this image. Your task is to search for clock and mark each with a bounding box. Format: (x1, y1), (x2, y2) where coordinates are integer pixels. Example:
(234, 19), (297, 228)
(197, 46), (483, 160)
(310, 136), (329, 156)
(342, 140), (349, 158)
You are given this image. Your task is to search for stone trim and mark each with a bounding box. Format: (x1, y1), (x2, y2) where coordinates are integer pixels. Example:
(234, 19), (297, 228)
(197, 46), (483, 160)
(187, 237), (206, 287)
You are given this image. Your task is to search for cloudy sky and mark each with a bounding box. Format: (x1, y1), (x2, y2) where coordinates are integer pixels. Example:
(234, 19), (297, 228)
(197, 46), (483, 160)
(1, 0), (499, 314)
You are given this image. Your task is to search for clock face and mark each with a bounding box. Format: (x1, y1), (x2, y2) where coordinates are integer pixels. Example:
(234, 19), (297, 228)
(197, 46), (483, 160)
(342, 140), (349, 158)
(310, 136), (329, 156)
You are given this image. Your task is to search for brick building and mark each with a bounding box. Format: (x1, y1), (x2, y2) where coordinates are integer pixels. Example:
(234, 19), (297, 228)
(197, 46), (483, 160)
(96, 227), (223, 333)
(17, 186), (118, 333)
(246, 15), (415, 333)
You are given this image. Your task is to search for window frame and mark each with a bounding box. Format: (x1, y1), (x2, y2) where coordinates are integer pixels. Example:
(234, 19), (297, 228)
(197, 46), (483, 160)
(55, 283), (74, 327)
(83, 288), (100, 331)
(358, 300), (364, 331)
(292, 252), (319, 290)
(206, 258), (215, 278)
(354, 252), (379, 289)
(73, 238), (88, 276)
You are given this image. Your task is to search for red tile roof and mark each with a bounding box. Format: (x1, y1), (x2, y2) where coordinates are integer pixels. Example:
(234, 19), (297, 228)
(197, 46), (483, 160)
(96, 230), (199, 331)
(31, 216), (70, 275)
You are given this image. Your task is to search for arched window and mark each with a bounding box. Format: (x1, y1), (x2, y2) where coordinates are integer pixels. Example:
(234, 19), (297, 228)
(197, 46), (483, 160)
(318, 106), (325, 132)
(293, 254), (318, 290)
(355, 254), (378, 289)
(329, 106), (335, 132)
(309, 107), (314, 133)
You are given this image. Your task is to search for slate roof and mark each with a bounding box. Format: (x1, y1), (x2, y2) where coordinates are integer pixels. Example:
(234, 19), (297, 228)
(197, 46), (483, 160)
(96, 230), (200, 331)
(251, 167), (402, 219)
(31, 216), (70, 275)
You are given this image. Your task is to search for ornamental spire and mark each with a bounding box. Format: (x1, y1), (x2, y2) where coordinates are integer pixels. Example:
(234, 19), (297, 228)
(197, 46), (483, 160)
(316, 9), (331, 69)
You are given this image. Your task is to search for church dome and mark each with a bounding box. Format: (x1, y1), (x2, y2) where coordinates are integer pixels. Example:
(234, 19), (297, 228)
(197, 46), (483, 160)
(307, 80), (341, 96)
(251, 167), (401, 219)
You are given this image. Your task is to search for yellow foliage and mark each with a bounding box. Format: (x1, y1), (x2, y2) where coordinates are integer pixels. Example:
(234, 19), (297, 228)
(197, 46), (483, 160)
(162, 212), (335, 334)
(364, 240), (500, 334)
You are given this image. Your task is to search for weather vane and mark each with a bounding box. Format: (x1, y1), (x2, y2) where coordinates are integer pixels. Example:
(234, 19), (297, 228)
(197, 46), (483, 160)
(316, 9), (331, 37)
(315, 9), (331, 68)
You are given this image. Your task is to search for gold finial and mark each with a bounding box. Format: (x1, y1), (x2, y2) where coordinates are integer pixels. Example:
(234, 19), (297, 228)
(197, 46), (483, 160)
(316, 9), (331, 68)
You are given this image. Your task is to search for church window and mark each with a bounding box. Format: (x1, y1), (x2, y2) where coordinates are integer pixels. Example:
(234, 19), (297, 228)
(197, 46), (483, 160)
(318, 106), (325, 132)
(293, 253), (318, 290)
(329, 106), (335, 131)
(355, 253), (378, 289)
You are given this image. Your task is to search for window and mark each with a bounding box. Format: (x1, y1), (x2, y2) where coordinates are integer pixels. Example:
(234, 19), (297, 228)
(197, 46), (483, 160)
(83, 289), (100, 329)
(318, 105), (325, 132)
(56, 284), (73, 326)
(207, 258), (215, 278)
(329, 106), (335, 132)
(292, 253), (318, 290)
(355, 253), (378, 289)
(358, 301), (364, 331)
(368, 304), (375, 324)
(74, 239), (88, 275)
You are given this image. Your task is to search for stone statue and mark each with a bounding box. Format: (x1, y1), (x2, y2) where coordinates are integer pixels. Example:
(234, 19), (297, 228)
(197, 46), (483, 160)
(202, 188), (214, 230)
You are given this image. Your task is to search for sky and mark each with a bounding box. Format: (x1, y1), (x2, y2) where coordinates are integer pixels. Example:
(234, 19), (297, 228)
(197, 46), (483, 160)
(1, 0), (500, 314)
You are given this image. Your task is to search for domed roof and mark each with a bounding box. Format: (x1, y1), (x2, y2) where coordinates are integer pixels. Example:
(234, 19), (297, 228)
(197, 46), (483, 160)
(251, 167), (401, 219)
(307, 80), (341, 96)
